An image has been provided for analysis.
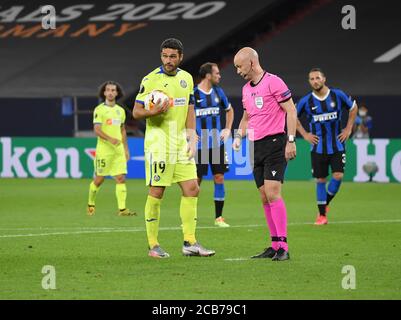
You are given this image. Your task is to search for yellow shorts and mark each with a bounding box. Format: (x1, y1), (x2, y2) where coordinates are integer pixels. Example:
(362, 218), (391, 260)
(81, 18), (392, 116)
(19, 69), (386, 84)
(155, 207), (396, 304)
(94, 150), (127, 177)
(145, 152), (197, 186)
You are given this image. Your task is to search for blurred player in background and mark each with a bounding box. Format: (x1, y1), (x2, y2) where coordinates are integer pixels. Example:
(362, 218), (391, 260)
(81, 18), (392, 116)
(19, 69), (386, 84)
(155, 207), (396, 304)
(87, 81), (136, 217)
(233, 47), (297, 261)
(194, 62), (234, 227)
(133, 38), (215, 258)
(353, 104), (373, 139)
(296, 68), (358, 225)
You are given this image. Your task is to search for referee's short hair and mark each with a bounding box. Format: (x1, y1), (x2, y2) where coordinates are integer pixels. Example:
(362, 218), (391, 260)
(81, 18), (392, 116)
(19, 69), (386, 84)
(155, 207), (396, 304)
(98, 81), (124, 100)
(160, 38), (184, 55)
(199, 62), (218, 79)
(309, 67), (325, 77)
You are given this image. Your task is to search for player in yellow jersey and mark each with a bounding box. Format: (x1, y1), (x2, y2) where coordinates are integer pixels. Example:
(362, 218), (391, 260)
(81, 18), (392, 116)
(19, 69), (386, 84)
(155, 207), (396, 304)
(133, 38), (215, 258)
(87, 81), (136, 217)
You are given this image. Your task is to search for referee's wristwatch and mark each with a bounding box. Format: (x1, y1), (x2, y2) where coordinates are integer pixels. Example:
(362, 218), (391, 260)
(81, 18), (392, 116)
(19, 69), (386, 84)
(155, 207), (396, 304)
(287, 135), (296, 143)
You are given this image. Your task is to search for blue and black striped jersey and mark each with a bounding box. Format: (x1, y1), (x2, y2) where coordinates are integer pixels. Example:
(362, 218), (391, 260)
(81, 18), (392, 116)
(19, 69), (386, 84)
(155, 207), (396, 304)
(194, 85), (231, 149)
(297, 88), (356, 154)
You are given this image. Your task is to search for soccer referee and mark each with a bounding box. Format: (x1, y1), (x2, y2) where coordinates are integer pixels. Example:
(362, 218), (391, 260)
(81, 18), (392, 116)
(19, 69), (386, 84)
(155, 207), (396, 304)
(233, 47), (297, 261)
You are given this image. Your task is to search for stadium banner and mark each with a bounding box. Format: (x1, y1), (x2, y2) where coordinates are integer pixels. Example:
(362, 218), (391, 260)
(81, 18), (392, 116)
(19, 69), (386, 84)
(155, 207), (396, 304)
(0, 137), (400, 182)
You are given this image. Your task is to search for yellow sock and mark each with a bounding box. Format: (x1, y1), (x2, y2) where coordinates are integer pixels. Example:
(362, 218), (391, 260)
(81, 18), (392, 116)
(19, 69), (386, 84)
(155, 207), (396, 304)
(115, 183), (127, 210)
(180, 196), (197, 245)
(88, 182), (100, 206)
(145, 195), (161, 248)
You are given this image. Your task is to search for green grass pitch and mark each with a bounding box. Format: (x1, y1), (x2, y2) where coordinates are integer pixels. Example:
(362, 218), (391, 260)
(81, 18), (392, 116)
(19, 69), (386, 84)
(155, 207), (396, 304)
(0, 178), (400, 299)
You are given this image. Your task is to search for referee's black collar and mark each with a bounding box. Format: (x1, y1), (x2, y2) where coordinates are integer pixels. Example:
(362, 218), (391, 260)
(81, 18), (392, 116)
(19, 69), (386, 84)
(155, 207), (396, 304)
(250, 71), (267, 87)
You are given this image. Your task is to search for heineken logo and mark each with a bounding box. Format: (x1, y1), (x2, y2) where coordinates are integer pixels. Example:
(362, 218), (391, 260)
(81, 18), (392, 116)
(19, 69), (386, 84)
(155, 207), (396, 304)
(0, 137), (84, 178)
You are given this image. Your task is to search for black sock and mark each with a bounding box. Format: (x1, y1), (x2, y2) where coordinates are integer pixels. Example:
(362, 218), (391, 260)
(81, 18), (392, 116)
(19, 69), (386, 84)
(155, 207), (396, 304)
(318, 204), (327, 216)
(327, 193), (335, 205)
(215, 200), (224, 219)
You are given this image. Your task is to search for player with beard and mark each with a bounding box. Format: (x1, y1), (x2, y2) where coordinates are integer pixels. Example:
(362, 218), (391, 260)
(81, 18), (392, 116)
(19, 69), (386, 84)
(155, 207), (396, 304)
(194, 62), (234, 227)
(133, 38), (215, 258)
(296, 68), (358, 225)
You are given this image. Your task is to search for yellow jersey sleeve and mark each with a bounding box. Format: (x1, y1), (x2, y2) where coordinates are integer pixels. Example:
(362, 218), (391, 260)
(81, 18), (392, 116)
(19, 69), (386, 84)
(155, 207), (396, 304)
(93, 105), (103, 124)
(119, 106), (126, 124)
(135, 75), (155, 105)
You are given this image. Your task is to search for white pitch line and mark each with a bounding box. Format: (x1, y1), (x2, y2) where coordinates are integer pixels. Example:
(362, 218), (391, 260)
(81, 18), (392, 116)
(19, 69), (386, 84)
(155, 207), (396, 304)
(224, 258), (250, 261)
(0, 219), (401, 238)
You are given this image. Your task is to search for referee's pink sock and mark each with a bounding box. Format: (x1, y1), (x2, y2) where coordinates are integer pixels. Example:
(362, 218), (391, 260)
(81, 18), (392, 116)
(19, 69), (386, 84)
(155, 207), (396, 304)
(263, 203), (279, 251)
(270, 198), (288, 252)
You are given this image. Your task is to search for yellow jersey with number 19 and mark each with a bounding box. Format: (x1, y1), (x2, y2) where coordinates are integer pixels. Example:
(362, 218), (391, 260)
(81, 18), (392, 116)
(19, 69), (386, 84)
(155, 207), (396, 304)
(135, 66), (194, 154)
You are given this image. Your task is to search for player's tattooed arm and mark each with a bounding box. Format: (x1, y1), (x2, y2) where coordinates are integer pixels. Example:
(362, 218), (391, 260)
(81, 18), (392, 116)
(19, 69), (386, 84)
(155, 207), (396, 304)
(132, 100), (168, 119)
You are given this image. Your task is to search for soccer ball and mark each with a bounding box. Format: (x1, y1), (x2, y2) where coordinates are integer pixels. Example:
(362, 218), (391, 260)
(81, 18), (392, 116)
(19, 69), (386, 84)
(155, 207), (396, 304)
(144, 90), (171, 110)
(363, 161), (378, 175)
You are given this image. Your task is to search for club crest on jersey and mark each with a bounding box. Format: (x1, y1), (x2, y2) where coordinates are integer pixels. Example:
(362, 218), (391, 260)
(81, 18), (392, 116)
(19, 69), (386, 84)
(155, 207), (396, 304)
(180, 80), (187, 88)
(330, 101), (336, 108)
(214, 97), (220, 104)
(255, 96), (264, 109)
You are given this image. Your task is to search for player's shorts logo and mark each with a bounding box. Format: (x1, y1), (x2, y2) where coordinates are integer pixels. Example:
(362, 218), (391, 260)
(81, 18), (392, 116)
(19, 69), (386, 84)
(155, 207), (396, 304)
(342, 153), (346, 164)
(153, 174), (160, 182)
(180, 80), (187, 88)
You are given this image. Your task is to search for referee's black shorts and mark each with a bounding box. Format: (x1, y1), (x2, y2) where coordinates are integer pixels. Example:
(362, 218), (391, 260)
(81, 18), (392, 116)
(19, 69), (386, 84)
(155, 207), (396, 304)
(311, 151), (345, 178)
(196, 144), (229, 177)
(252, 133), (287, 189)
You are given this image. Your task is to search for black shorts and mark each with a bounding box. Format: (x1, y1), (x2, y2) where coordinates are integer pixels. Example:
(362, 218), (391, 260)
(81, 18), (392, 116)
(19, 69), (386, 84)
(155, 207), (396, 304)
(252, 133), (287, 189)
(311, 151), (346, 178)
(196, 144), (229, 177)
